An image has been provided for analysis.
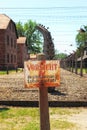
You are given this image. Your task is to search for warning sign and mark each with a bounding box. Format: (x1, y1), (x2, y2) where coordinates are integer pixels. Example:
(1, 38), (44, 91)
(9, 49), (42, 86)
(24, 60), (60, 88)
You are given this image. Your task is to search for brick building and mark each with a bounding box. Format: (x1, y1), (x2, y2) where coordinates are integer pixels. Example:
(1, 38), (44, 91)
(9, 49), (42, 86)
(17, 37), (28, 68)
(0, 14), (18, 70)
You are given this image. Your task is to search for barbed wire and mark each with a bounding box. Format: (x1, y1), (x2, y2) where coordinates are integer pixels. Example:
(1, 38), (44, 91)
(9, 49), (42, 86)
(0, 6), (86, 49)
(0, 6), (87, 9)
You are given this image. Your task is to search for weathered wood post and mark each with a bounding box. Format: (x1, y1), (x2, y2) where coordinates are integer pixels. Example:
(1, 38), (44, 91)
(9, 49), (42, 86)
(37, 53), (50, 130)
(24, 54), (60, 130)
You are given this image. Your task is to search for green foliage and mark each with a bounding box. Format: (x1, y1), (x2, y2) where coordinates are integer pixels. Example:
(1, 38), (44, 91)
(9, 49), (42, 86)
(83, 25), (87, 32)
(54, 50), (67, 59)
(16, 21), (24, 36)
(75, 26), (87, 55)
(16, 20), (43, 54)
(76, 31), (87, 47)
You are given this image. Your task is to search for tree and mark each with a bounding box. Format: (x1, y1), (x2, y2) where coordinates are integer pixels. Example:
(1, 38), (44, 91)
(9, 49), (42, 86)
(54, 50), (67, 60)
(16, 21), (24, 36)
(24, 20), (43, 53)
(16, 20), (43, 54)
(76, 27), (87, 76)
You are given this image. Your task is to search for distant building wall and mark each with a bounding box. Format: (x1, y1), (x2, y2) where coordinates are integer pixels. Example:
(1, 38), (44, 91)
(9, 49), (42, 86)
(0, 29), (5, 69)
(17, 37), (28, 68)
(0, 14), (18, 70)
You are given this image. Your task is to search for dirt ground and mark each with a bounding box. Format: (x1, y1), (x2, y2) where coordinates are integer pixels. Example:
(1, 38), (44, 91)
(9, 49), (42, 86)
(0, 68), (87, 101)
(66, 108), (87, 130)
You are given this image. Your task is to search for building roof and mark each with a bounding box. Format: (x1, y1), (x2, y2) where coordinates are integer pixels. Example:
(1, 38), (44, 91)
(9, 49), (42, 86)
(0, 14), (10, 29)
(0, 14), (18, 38)
(0, 14), (16, 29)
(17, 37), (27, 44)
(77, 55), (87, 61)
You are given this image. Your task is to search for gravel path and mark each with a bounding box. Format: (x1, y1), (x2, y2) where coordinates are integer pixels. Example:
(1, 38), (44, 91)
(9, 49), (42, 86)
(0, 69), (87, 101)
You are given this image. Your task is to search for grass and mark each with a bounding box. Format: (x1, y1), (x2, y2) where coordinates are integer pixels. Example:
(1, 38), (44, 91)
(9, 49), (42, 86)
(0, 70), (16, 75)
(0, 68), (23, 75)
(0, 107), (80, 130)
(69, 67), (87, 74)
(77, 68), (87, 74)
(51, 120), (75, 130)
(0, 71), (7, 75)
(0, 107), (40, 130)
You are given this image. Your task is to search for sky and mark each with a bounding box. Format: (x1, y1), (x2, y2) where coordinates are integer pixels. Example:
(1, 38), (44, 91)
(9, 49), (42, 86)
(0, 0), (87, 54)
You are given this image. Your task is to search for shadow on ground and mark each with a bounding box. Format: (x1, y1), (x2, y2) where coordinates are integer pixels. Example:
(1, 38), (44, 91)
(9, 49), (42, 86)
(48, 89), (66, 96)
(0, 107), (9, 112)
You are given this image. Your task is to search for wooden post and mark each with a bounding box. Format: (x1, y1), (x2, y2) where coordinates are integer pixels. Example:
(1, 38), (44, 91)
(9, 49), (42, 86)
(37, 53), (50, 130)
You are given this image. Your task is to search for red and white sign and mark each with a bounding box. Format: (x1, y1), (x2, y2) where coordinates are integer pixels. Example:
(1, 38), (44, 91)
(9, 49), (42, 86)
(24, 60), (60, 88)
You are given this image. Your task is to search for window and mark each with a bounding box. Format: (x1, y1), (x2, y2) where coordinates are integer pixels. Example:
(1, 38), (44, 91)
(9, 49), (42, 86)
(11, 38), (13, 47)
(7, 35), (9, 45)
(11, 54), (13, 63)
(14, 55), (16, 63)
(14, 40), (16, 48)
(7, 53), (9, 63)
